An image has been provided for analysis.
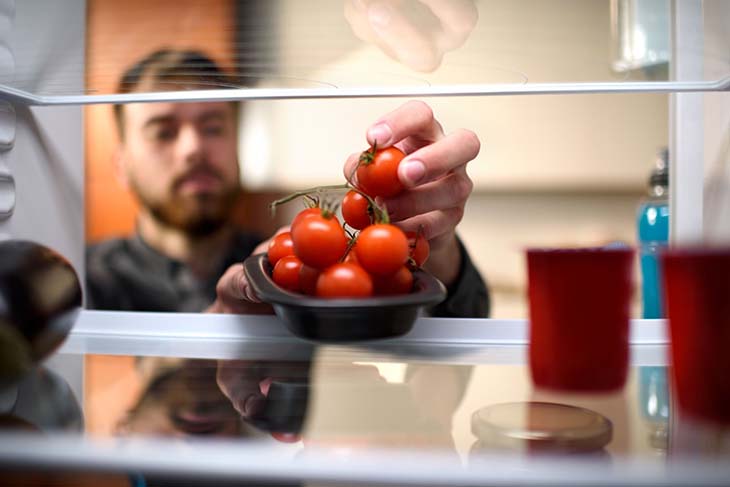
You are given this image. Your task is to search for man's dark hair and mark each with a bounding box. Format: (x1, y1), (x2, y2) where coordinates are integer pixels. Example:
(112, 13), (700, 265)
(114, 49), (238, 139)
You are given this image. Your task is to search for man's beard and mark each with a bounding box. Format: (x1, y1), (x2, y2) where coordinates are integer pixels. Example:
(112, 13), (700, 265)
(131, 178), (241, 237)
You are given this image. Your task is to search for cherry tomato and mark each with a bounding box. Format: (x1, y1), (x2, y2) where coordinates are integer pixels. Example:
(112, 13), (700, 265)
(267, 232), (295, 266)
(291, 213), (348, 269)
(373, 266), (413, 295)
(299, 264), (320, 296)
(355, 224), (409, 276)
(340, 239), (359, 264)
(406, 231), (430, 268)
(272, 255), (303, 292)
(356, 146), (405, 198)
(343, 248), (358, 264)
(290, 207), (331, 235)
(316, 263), (373, 298)
(341, 190), (371, 230)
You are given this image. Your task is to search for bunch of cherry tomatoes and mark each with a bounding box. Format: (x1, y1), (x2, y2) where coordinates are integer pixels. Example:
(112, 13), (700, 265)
(266, 145), (429, 298)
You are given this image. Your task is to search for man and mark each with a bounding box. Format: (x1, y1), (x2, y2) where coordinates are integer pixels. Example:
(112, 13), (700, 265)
(86, 49), (489, 318)
(115, 358), (249, 438)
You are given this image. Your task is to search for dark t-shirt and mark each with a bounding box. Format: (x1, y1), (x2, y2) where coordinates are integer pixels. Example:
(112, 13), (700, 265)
(85, 231), (490, 317)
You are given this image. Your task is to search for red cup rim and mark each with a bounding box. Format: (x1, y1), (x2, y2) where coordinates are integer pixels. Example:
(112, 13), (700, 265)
(526, 246), (634, 255)
(661, 246), (730, 258)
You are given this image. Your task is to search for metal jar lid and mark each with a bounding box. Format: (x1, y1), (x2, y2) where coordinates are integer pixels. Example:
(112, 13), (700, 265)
(471, 402), (613, 453)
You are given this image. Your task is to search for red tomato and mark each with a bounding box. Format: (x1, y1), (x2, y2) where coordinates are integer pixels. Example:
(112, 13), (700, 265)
(290, 207), (331, 234)
(356, 146), (405, 198)
(341, 239), (359, 264)
(373, 266), (413, 295)
(343, 248), (358, 264)
(291, 213), (348, 269)
(406, 231), (430, 268)
(341, 190), (371, 230)
(272, 255), (303, 292)
(267, 232), (295, 266)
(299, 264), (320, 296)
(355, 224), (409, 276)
(316, 263), (373, 298)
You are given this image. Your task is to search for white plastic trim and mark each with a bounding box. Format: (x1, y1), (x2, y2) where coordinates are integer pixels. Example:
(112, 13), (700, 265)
(58, 310), (668, 364)
(0, 164), (14, 219)
(670, 0), (705, 244)
(0, 100), (15, 149)
(69, 310), (668, 344)
(0, 78), (728, 106)
(0, 433), (728, 486)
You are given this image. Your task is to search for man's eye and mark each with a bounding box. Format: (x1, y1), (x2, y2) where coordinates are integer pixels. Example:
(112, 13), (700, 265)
(154, 127), (177, 141)
(201, 124), (225, 137)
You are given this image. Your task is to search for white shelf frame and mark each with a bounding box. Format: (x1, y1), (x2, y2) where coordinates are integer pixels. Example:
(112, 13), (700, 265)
(58, 311), (669, 366)
(0, 78), (728, 106)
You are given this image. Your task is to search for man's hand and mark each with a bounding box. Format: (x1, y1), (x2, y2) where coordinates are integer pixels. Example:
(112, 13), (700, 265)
(206, 230), (287, 314)
(344, 100), (480, 286)
(217, 360), (311, 420)
(206, 262), (273, 314)
(344, 0), (478, 72)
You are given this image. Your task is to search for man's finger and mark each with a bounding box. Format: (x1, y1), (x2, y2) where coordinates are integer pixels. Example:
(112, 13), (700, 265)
(382, 166), (472, 221)
(216, 263), (262, 304)
(366, 100), (444, 149)
(421, 0), (478, 50)
(398, 128), (479, 187)
(394, 207), (465, 243)
(343, 151), (362, 184)
(366, 1), (442, 72)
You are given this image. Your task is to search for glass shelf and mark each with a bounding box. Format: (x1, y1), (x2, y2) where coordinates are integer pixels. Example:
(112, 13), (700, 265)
(1, 0), (728, 106)
(1, 77), (729, 106)
(59, 311), (669, 361)
(2, 314), (729, 486)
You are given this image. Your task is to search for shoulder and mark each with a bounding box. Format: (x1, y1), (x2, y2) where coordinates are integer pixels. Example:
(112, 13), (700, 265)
(85, 237), (136, 310)
(86, 237), (131, 262)
(86, 237), (143, 277)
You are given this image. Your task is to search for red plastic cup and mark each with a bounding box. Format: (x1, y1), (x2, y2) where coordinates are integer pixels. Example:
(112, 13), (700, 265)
(527, 247), (634, 392)
(661, 248), (730, 425)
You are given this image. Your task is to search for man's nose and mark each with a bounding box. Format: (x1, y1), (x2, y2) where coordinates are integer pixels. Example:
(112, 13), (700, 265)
(176, 125), (204, 165)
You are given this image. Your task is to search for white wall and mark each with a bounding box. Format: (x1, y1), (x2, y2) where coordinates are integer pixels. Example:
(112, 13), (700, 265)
(0, 0), (86, 403)
(0, 0), (85, 276)
(703, 0), (730, 243)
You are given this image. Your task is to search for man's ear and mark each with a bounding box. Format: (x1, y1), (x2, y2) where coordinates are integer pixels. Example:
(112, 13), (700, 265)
(113, 145), (131, 190)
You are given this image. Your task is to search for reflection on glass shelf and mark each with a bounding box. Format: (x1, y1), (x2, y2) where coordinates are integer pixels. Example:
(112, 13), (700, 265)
(610, 0), (670, 73)
(1, 0), (728, 105)
(77, 353), (672, 459)
(2, 338), (730, 485)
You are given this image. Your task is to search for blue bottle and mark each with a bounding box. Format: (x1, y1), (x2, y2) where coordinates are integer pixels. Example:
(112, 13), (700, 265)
(637, 148), (670, 319)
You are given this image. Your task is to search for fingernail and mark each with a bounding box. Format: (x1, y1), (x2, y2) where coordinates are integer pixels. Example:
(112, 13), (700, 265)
(367, 123), (392, 146)
(368, 2), (392, 27)
(400, 160), (426, 186)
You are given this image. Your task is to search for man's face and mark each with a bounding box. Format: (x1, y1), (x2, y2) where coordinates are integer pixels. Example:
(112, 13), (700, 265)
(118, 101), (241, 235)
(117, 360), (244, 438)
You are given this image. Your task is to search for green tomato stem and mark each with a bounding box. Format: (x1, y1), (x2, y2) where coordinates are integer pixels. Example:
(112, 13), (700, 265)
(339, 234), (358, 263)
(268, 142), (392, 227)
(348, 187), (389, 224)
(269, 183), (350, 215)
